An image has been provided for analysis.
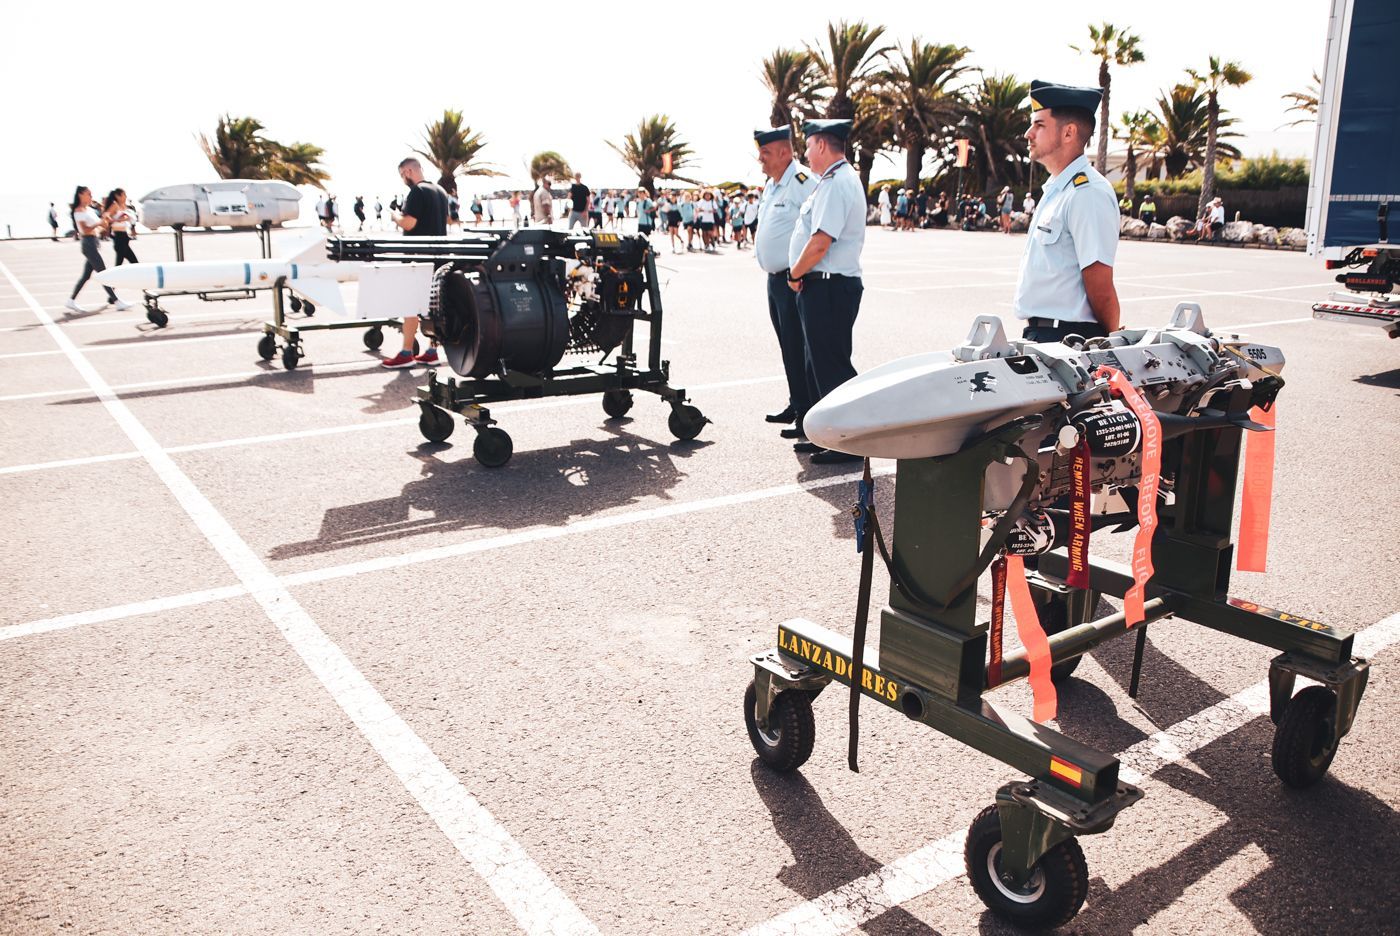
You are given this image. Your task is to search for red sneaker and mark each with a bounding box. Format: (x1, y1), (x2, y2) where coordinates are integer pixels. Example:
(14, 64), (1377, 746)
(414, 348), (440, 366)
(380, 349), (416, 368)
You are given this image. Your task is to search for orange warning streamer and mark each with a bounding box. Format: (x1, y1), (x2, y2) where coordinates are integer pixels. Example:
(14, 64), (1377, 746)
(1096, 366), (1161, 627)
(1237, 403), (1277, 572)
(1007, 555), (1058, 723)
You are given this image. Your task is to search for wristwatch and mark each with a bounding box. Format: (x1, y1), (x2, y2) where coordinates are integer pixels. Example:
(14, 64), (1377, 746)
(787, 273), (803, 285)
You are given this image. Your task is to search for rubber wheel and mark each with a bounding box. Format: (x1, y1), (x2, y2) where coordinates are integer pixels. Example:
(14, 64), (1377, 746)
(744, 679), (815, 773)
(964, 804), (1088, 930)
(364, 327), (385, 350)
(257, 334), (277, 361)
(146, 307), (168, 328)
(289, 296), (303, 313)
(602, 389), (634, 419)
(304, 302), (316, 317)
(473, 427), (513, 467)
(668, 404), (707, 441)
(281, 343), (301, 370)
(419, 407), (454, 443)
(1272, 685), (1339, 788)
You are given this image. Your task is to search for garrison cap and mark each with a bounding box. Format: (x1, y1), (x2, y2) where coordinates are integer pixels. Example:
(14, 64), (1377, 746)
(754, 126), (792, 146)
(1027, 79), (1103, 113)
(802, 118), (853, 142)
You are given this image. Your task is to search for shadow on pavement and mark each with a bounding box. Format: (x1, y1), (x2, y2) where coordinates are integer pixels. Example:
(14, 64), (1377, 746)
(1355, 367), (1400, 392)
(268, 423), (711, 561)
(749, 760), (941, 936)
(50, 359), (383, 403)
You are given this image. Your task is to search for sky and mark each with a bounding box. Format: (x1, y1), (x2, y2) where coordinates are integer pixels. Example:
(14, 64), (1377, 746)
(2, 0), (1329, 234)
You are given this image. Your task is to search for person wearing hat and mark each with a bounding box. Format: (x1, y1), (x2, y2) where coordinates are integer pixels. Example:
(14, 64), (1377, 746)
(753, 125), (819, 430)
(787, 118), (867, 465)
(1012, 79), (1122, 343)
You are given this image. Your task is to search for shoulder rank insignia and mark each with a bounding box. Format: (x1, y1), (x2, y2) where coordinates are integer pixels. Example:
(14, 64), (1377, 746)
(795, 172), (809, 183)
(1072, 172), (1089, 187)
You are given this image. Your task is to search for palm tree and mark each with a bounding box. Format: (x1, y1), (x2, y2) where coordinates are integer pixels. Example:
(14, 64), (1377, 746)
(529, 151), (572, 182)
(1114, 109), (1157, 203)
(1140, 118), (1167, 181)
(810, 20), (893, 129)
(880, 39), (971, 194)
(849, 88), (897, 194)
(1281, 70), (1320, 127)
(268, 142), (330, 189)
(967, 74), (1032, 193)
(761, 47), (827, 131)
(1070, 22), (1146, 174)
(607, 114), (701, 195)
(414, 109), (500, 197)
(198, 115), (274, 179)
(1155, 83), (1241, 179)
(1188, 57), (1253, 215)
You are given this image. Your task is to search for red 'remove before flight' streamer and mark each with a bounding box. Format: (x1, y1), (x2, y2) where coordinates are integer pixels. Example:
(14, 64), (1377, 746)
(1096, 366), (1161, 627)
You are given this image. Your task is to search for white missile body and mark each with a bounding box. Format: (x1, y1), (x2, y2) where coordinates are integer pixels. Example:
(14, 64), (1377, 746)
(95, 238), (432, 318)
(803, 308), (1286, 462)
(138, 180), (301, 230)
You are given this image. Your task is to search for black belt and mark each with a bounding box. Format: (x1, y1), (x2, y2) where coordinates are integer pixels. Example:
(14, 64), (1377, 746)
(769, 269), (790, 278)
(1026, 316), (1098, 329)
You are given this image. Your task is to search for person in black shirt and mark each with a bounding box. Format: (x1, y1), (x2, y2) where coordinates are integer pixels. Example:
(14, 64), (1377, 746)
(383, 157), (450, 367)
(567, 173), (590, 231)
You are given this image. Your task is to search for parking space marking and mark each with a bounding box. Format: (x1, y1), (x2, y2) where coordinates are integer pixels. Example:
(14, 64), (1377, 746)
(741, 610), (1400, 936)
(0, 360), (378, 403)
(2, 462), (885, 645)
(0, 330), (252, 360)
(0, 259), (601, 936)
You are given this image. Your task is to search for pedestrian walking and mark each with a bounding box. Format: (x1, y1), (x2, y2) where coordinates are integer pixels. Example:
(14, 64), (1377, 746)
(382, 158), (450, 368)
(878, 185), (892, 228)
(65, 186), (130, 313)
(532, 176), (555, 227)
(102, 189), (139, 265)
(354, 195), (366, 230)
(48, 202), (59, 241)
(998, 186), (1015, 234)
(567, 173), (590, 231)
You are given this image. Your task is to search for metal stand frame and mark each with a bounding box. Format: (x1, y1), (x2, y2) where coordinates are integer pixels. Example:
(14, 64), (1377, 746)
(256, 275), (409, 371)
(415, 247), (706, 467)
(750, 406), (1369, 906)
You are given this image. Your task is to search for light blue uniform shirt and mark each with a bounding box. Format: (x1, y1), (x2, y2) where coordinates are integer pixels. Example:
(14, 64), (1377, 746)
(1012, 153), (1119, 323)
(754, 159), (816, 274)
(788, 160), (866, 277)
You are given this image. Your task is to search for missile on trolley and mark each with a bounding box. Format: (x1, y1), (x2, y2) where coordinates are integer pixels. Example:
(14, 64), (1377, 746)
(96, 237), (359, 315)
(804, 305), (1285, 510)
(138, 179), (301, 230)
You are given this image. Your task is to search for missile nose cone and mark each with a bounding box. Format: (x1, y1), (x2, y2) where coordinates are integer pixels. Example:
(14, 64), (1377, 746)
(94, 265), (154, 288)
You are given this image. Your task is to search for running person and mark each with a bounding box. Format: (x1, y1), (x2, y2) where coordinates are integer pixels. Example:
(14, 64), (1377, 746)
(66, 186), (129, 312)
(102, 189), (139, 265)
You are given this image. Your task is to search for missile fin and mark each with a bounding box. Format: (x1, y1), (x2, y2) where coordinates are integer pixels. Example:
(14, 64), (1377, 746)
(283, 235), (329, 266)
(289, 277), (346, 316)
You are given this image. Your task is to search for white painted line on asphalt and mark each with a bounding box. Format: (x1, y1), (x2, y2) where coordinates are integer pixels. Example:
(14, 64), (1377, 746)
(1, 461), (884, 644)
(741, 609), (1400, 936)
(0, 374), (785, 477)
(0, 330), (251, 360)
(0, 259), (602, 936)
(0, 307), (266, 332)
(0, 359), (377, 403)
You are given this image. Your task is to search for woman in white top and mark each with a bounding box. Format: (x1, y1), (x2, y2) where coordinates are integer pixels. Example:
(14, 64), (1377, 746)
(102, 189), (140, 265)
(696, 191), (717, 252)
(67, 186), (130, 313)
(878, 185), (892, 228)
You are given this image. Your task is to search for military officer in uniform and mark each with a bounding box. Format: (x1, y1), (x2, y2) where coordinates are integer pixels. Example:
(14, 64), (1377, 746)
(1013, 80), (1122, 343)
(753, 126), (818, 432)
(787, 118), (866, 465)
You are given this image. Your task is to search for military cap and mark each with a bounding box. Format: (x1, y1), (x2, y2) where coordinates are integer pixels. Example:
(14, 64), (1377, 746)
(1027, 79), (1103, 112)
(801, 118), (853, 142)
(754, 126), (792, 146)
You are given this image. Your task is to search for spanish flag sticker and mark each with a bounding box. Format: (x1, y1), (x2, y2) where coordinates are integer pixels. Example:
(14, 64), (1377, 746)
(1050, 756), (1083, 787)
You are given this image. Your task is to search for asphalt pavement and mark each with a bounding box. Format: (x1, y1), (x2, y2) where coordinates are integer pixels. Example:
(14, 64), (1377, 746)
(1, 223), (1397, 936)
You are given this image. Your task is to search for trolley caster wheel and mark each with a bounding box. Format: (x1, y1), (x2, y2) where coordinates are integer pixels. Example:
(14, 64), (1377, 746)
(744, 679), (815, 773)
(472, 427), (513, 467)
(289, 296), (303, 313)
(281, 343), (303, 370)
(146, 306), (169, 328)
(1272, 685), (1339, 788)
(419, 407), (455, 443)
(964, 805), (1088, 930)
(364, 327), (385, 350)
(303, 302), (316, 317)
(668, 404), (708, 441)
(257, 334), (277, 361)
(602, 389), (634, 419)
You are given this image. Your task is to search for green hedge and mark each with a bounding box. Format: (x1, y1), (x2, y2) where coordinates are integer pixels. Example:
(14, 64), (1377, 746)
(1117, 154), (1309, 196)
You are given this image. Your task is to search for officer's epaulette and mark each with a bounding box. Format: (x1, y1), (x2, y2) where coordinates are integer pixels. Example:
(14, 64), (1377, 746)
(1072, 172), (1089, 187)
(795, 172), (809, 183)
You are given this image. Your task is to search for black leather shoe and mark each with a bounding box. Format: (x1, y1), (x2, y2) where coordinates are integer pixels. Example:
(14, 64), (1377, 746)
(765, 407), (796, 424)
(779, 426), (806, 439)
(810, 448), (861, 465)
(793, 440), (821, 454)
